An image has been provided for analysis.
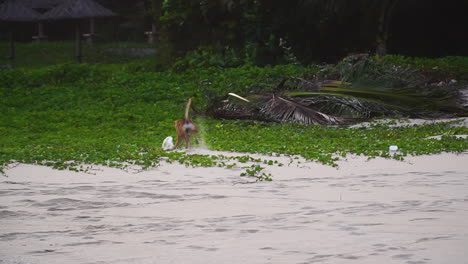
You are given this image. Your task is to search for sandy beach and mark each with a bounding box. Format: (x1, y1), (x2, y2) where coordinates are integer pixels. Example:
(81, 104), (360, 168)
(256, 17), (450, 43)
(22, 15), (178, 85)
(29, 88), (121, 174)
(1, 151), (468, 264)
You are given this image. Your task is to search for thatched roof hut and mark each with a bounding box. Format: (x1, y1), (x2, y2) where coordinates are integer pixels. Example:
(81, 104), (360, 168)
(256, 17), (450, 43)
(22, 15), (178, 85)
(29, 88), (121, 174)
(18, 0), (63, 10)
(14, 0), (63, 42)
(0, 0), (42, 22)
(41, 0), (116, 62)
(41, 0), (116, 20)
(0, 0), (42, 61)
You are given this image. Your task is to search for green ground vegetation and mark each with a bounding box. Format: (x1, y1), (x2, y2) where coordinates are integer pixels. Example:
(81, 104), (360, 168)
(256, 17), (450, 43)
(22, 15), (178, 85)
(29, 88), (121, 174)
(0, 42), (158, 68)
(1, 44), (467, 180)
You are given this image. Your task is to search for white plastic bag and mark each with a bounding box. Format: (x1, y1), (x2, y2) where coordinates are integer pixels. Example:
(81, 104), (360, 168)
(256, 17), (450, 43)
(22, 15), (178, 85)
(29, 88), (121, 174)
(162, 136), (174, 150)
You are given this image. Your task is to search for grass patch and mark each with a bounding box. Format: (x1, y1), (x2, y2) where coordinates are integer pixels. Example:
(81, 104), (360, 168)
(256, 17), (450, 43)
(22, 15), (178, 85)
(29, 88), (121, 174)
(1, 59), (467, 179)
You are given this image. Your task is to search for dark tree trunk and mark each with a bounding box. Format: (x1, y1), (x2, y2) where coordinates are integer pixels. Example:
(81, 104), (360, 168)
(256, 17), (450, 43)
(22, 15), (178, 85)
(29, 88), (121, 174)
(376, 0), (399, 55)
(145, 0), (163, 43)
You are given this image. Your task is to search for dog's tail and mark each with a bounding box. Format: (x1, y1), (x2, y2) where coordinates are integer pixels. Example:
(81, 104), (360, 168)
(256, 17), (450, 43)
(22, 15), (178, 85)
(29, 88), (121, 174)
(185, 98), (192, 120)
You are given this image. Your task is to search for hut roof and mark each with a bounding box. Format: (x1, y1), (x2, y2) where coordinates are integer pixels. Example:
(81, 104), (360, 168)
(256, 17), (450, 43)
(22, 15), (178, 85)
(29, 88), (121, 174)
(41, 0), (116, 20)
(18, 0), (63, 10)
(0, 0), (42, 21)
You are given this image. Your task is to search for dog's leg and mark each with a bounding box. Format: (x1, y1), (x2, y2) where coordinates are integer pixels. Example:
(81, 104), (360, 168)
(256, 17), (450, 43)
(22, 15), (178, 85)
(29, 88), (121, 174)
(184, 133), (191, 149)
(173, 119), (184, 149)
(174, 134), (184, 149)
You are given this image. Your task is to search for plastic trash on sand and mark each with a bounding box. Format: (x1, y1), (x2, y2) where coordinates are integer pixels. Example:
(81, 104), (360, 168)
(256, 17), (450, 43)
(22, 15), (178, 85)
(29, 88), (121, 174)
(162, 136), (174, 150)
(389, 145), (398, 152)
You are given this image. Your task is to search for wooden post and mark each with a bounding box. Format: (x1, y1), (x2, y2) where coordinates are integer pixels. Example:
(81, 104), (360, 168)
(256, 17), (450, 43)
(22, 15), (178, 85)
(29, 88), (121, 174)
(75, 22), (82, 63)
(33, 22), (47, 42)
(87, 17), (95, 44)
(8, 30), (15, 61)
(38, 22), (45, 38)
(90, 18), (95, 35)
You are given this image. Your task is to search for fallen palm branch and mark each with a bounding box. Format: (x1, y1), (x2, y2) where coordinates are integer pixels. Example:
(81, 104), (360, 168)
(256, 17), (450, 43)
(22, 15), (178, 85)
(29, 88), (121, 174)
(211, 76), (464, 124)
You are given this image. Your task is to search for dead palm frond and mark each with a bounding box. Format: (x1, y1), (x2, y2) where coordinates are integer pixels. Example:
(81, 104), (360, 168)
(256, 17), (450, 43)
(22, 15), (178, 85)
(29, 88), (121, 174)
(258, 94), (340, 125)
(210, 72), (463, 125)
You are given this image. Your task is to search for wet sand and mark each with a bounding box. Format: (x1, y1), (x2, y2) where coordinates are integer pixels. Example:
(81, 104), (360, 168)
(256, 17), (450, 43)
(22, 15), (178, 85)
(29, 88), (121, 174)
(1, 152), (468, 264)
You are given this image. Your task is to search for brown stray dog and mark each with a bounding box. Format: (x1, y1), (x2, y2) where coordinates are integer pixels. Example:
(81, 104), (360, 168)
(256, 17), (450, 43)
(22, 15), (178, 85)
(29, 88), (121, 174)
(173, 98), (198, 149)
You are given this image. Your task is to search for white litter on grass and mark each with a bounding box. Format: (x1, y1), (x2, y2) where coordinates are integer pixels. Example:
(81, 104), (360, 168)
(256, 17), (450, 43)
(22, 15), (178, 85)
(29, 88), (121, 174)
(162, 136), (174, 150)
(389, 145), (398, 152)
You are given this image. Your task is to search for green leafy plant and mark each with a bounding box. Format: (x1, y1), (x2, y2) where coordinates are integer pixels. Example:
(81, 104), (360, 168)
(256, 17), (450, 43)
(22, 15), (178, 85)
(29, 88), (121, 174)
(241, 164), (272, 181)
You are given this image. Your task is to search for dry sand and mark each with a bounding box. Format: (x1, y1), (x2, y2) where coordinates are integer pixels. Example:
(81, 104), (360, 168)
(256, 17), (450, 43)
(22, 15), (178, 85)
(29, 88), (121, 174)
(1, 151), (468, 264)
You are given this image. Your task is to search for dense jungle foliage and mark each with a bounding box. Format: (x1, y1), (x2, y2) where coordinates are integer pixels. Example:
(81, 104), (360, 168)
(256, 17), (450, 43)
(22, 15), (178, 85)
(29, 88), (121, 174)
(1, 51), (467, 179)
(1, 0), (467, 63)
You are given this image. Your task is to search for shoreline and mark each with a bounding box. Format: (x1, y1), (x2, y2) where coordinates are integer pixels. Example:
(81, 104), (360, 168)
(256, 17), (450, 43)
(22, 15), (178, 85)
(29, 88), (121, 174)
(2, 148), (467, 179)
(3, 150), (467, 178)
